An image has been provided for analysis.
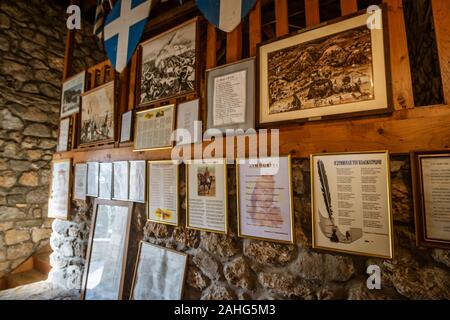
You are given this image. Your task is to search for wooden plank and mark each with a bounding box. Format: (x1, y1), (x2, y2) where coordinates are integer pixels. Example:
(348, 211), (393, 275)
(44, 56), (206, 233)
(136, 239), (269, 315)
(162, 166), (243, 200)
(206, 23), (217, 69)
(62, 0), (78, 80)
(432, 0), (450, 105)
(226, 24), (243, 63)
(340, 0), (358, 15)
(383, 0), (415, 109)
(249, 0), (262, 57)
(128, 52), (138, 110)
(305, 0), (320, 27)
(274, 0), (289, 37)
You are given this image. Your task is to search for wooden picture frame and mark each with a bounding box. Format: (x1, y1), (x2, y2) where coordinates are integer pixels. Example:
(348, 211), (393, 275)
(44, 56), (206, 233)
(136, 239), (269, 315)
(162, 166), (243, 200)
(411, 150), (450, 249)
(56, 117), (72, 153)
(86, 162), (99, 197)
(98, 162), (113, 200)
(113, 161), (130, 201)
(81, 199), (134, 300)
(60, 71), (86, 119)
(129, 160), (146, 203)
(48, 159), (72, 220)
(73, 163), (88, 201)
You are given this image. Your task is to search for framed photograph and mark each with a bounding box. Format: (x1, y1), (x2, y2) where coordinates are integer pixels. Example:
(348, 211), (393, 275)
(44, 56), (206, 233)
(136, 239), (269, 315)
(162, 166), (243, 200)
(120, 110), (133, 143)
(81, 199), (134, 300)
(258, 9), (391, 126)
(99, 163), (113, 200)
(87, 162), (99, 197)
(56, 117), (72, 153)
(48, 159), (72, 220)
(236, 156), (294, 244)
(61, 71), (86, 118)
(186, 159), (228, 234)
(206, 58), (255, 134)
(79, 81), (116, 147)
(130, 242), (187, 300)
(113, 161), (129, 201)
(311, 151), (394, 259)
(129, 160), (146, 203)
(148, 161), (179, 226)
(175, 98), (202, 146)
(137, 17), (199, 107)
(73, 163), (87, 201)
(134, 104), (175, 151)
(411, 150), (450, 249)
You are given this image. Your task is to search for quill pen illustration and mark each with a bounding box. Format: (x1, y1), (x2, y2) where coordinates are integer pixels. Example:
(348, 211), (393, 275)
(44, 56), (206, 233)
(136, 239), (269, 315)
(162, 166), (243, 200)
(317, 160), (334, 221)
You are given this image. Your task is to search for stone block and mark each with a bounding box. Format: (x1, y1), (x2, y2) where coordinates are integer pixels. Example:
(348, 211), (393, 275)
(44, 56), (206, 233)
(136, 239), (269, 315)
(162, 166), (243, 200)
(5, 229), (30, 245)
(6, 242), (33, 260)
(243, 239), (297, 266)
(31, 227), (52, 243)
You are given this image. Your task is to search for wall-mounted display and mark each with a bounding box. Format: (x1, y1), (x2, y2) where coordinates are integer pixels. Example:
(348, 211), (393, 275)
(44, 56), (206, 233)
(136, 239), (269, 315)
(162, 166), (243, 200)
(113, 161), (129, 201)
(237, 156), (294, 244)
(120, 110), (133, 143)
(73, 163), (87, 201)
(61, 71), (86, 118)
(148, 161), (179, 226)
(186, 159), (228, 234)
(411, 150), (450, 249)
(258, 10), (391, 125)
(130, 242), (187, 300)
(99, 163), (113, 200)
(87, 162), (99, 197)
(80, 81), (116, 147)
(129, 161), (146, 203)
(48, 159), (72, 220)
(138, 17), (199, 107)
(57, 117), (72, 153)
(206, 58), (255, 134)
(134, 105), (175, 151)
(175, 99), (202, 146)
(311, 151), (393, 259)
(82, 199), (133, 300)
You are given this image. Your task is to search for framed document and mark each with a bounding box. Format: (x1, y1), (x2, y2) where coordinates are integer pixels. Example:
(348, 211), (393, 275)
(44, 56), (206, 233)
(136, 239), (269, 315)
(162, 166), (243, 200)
(131, 242), (187, 300)
(73, 163), (87, 201)
(186, 159), (228, 234)
(57, 117), (72, 153)
(129, 160), (146, 203)
(120, 111), (133, 143)
(206, 58), (255, 134)
(99, 163), (113, 200)
(311, 151), (393, 259)
(86, 162), (99, 197)
(411, 150), (450, 249)
(175, 99), (202, 146)
(82, 199), (133, 300)
(61, 71), (86, 118)
(237, 156), (294, 244)
(148, 161), (179, 226)
(258, 9), (391, 126)
(48, 159), (72, 220)
(113, 161), (129, 201)
(134, 105), (175, 151)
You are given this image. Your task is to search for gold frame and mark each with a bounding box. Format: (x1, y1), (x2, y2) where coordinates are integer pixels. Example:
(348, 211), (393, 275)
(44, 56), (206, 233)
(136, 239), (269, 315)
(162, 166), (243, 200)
(48, 158), (73, 220)
(133, 104), (176, 152)
(112, 161), (130, 201)
(185, 159), (229, 235)
(147, 160), (180, 226)
(236, 155), (295, 244)
(310, 151), (394, 259)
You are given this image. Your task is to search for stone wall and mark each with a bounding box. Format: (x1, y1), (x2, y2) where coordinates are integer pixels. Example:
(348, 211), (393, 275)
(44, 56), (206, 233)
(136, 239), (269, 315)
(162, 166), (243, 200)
(0, 0), (104, 278)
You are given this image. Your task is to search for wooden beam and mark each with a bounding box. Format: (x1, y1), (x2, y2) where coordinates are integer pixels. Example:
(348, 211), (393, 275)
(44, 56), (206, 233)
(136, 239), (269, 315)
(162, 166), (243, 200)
(305, 0), (320, 27)
(249, 0), (262, 57)
(226, 24), (243, 63)
(432, 0), (450, 105)
(206, 23), (217, 69)
(340, 0), (358, 15)
(128, 51), (138, 110)
(63, 0), (79, 80)
(274, 0), (289, 37)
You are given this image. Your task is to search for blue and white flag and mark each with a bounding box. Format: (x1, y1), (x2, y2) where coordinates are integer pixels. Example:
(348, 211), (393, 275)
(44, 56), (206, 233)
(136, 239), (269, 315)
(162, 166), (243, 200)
(196, 0), (257, 32)
(104, 0), (152, 72)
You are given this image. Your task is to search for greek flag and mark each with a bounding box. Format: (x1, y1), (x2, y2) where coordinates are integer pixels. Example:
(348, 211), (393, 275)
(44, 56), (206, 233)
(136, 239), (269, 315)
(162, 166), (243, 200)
(93, 0), (111, 38)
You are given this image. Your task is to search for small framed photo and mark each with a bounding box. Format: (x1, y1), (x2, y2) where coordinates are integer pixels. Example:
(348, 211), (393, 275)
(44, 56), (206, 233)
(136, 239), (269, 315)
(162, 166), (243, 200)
(73, 163), (87, 201)
(99, 163), (113, 200)
(61, 71), (86, 118)
(86, 162), (99, 197)
(237, 156), (294, 244)
(48, 159), (72, 220)
(186, 159), (228, 234)
(310, 151), (394, 259)
(148, 161), (179, 226)
(175, 99), (202, 146)
(129, 160), (146, 203)
(120, 110), (133, 143)
(206, 58), (255, 134)
(411, 150), (450, 249)
(113, 161), (129, 201)
(57, 117), (72, 153)
(134, 105), (175, 151)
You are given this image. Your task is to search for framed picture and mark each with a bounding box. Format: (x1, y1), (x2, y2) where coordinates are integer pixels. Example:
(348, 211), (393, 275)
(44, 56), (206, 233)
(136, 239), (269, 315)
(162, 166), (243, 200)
(175, 98), (202, 146)
(130, 242), (187, 300)
(99, 163), (113, 200)
(258, 9), (391, 126)
(206, 58), (255, 134)
(79, 81), (116, 147)
(236, 156), (294, 244)
(61, 71), (86, 118)
(148, 161), (179, 226)
(411, 150), (450, 249)
(73, 163), (87, 201)
(311, 151), (394, 259)
(87, 162), (99, 197)
(186, 159), (228, 234)
(48, 159), (72, 220)
(81, 199), (134, 300)
(120, 110), (133, 143)
(137, 17), (200, 107)
(129, 160), (146, 203)
(113, 161), (129, 201)
(134, 104), (175, 151)
(56, 117), (72, 153)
